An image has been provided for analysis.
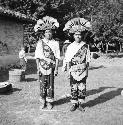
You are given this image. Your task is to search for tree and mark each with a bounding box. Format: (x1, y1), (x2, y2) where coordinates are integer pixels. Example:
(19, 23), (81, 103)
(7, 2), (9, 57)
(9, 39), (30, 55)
(90, 0), (123, 53)
(0, 0), (123, 53)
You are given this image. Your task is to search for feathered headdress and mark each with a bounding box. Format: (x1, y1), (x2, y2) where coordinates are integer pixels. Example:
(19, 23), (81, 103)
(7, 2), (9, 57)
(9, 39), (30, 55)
(63, 18), (92, 33)
(34, 16), (59, 32)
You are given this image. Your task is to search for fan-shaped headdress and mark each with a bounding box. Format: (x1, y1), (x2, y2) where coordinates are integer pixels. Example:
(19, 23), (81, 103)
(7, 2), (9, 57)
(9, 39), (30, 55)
(34, 16), (59, 32)
(63, 18), (92, 33)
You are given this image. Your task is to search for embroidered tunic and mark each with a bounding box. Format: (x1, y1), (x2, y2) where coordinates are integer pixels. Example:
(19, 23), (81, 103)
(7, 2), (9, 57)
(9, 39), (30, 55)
(63, 41), (90, 103)
(35, 38), (60, 75)
(35, 38), (60, 102)
(63, 41), (90, 80)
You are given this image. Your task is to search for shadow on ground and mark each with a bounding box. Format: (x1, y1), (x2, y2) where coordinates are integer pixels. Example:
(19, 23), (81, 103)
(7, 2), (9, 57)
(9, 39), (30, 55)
(86, 86), (115, 96)
(53, 96), (71, 106)
(89, 65), (105, 70)
(53, 87), (122, 107)
(84, 88), (123, 108)
(0, 87), (22, 95)
(53, 86), (116, 106)
(25, 78), (37, 82)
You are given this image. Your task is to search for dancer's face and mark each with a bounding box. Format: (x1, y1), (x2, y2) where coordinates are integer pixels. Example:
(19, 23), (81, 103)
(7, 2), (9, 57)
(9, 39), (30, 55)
(74, 31), (82, 43)
(44, 29), (53, 40)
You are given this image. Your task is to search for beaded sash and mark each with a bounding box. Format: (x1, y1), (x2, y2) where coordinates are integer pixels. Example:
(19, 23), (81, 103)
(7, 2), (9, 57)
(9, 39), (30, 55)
(70, 44), (88, 81)
(39, 40), (55, 75)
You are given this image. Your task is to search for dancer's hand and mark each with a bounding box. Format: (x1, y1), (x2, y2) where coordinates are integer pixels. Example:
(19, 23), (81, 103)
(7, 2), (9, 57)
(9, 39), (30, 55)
(24, 58), (27, 63)
(86, 62), (89, 67)
(37, 69), (42, 76)
(54, 69), (58, 76)
(62, 65), (67, 72)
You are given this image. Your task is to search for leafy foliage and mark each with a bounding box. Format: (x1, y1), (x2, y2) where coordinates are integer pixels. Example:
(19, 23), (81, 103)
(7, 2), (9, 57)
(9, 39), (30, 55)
(0, 0), (123, 52)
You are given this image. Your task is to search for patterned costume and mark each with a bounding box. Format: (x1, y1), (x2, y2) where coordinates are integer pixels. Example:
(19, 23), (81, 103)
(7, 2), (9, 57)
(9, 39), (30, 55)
(35, 38), (60, 102)
(63, 17), (91, 109)
(63, 42), (90, 103)
(34, 16), (60, 106)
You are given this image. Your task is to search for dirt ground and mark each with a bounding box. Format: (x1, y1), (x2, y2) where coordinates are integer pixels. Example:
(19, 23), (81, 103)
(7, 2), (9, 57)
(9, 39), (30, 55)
(1, 54), (123, 125)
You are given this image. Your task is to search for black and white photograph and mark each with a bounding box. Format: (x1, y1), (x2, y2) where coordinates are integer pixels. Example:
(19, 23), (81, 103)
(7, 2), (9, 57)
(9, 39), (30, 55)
(0, 0), (123, 125)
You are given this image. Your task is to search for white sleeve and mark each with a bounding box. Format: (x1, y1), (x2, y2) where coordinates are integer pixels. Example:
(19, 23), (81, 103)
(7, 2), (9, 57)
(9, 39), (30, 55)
(19, 50), (25, 58)
(19, 51), (21, 58)
(55, 41), (60, 59)
(35, 41), (44, 59)
(86, 45), (91, 63)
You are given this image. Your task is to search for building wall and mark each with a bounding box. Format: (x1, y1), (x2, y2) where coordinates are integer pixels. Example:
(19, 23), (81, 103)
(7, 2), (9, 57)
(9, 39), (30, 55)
(0, 17), (23, 55)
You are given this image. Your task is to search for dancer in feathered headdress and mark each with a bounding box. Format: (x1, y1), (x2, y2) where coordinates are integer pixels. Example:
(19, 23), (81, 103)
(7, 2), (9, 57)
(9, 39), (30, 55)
(62, 17), (91, 112)
(34, 16), (60, 110)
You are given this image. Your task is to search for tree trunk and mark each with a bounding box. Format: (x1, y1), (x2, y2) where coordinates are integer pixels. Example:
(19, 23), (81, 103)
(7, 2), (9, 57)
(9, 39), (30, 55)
(106, 42), (108, 54)
(119, 42), (122, 52)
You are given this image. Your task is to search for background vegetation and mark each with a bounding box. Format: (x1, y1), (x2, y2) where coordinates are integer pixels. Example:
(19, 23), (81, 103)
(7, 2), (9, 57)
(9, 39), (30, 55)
(0, 0), (123, 53)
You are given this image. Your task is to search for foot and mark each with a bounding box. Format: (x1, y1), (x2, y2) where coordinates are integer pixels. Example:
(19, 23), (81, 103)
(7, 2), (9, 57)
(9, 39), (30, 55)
(47, 102), (53, 110)
(39, 98), (46, 109)
(70, 104), (78, 112)
(78, 104), (85, 112)
(40, 102), (46, 109)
